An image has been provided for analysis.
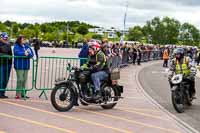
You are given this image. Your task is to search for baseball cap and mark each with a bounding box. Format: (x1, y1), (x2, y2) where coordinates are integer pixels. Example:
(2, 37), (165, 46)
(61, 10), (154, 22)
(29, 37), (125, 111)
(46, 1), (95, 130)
(0, 32), (9, 40)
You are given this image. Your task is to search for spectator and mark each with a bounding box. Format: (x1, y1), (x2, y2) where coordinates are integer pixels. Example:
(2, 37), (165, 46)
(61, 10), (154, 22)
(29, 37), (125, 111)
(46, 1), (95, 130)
(14, 35), (34, 99)
(163, 47), (169, 67)
(78, 39), (89, 66)
(0, 32), (12, 98)
(136, 47), (142, 65)
(121, 43), (129, 65)
(132, 46), (137, 65)
(33, 38), (40, 59)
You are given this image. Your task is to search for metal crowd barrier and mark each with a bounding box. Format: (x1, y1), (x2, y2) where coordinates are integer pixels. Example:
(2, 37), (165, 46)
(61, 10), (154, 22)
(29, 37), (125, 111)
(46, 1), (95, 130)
(34, 56), (87, 99)
(121, 50), (163, 64)
(0, 55), (35, 99)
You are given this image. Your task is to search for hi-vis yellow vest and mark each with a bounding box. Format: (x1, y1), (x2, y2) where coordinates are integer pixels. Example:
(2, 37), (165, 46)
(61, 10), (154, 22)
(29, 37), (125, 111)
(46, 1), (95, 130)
(175, 57), (190, 76)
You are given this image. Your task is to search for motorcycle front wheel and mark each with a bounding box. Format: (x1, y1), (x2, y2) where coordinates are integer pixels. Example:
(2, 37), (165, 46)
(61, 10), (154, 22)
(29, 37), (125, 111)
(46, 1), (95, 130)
(171, 86), (184, 113)
(51, 84), (75, 112)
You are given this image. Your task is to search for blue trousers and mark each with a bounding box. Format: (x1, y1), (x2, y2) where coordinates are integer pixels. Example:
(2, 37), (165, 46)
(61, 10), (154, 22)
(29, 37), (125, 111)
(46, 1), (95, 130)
(0, 64), (12, 96)
(91, 71), (108, 91)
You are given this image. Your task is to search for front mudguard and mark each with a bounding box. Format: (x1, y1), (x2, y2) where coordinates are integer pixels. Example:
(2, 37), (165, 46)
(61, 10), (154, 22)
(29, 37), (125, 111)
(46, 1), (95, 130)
(55, 80), (79, 105)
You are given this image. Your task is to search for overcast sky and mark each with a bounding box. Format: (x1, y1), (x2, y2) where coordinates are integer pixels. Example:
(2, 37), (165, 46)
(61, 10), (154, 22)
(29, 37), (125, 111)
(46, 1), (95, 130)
(0, 0), (200, 29)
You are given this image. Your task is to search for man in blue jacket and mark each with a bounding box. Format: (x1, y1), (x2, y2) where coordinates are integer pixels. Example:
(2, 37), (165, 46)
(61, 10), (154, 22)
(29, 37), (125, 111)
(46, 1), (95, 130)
(0, 32), (12, 98)
(78, 39), (89, 66)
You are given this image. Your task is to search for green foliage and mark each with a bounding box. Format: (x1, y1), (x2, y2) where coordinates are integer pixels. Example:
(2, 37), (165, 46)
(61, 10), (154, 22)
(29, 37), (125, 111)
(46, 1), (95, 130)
(0, 23), (8, 32)
(129, 16), (199, 46)
(128, 26), (144, 42)
(179, 23), (200, 46)
(92, 34), (103, 40)
(0, 18), (199, 46)
(116, 31), (122, 38)
(12, 24), (19, 36)
(77, 25), (89, 36)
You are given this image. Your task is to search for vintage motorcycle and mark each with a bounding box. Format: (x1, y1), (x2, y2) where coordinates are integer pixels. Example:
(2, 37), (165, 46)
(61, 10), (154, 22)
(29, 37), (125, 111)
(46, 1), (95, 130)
(51, 64), (123, 112)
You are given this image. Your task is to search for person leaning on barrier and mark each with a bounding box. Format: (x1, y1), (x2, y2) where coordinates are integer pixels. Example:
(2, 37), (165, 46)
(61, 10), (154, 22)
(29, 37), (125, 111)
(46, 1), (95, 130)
(81, 42), (108, 100)
(168, 48), (196, 99)
(0, 32), (12, 98)
(14, 35), (34, 99)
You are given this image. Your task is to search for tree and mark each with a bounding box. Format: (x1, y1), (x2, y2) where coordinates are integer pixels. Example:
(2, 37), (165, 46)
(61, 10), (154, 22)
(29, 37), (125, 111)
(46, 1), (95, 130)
(128, 26), (144, 41)
(161, 17), (180, 44)
(77, 25), (89, 36)
(142, 17), (181, 44)
(3, 20), (12, 27)
(179, 23), (200, 46)
(116, 31), (122, 38)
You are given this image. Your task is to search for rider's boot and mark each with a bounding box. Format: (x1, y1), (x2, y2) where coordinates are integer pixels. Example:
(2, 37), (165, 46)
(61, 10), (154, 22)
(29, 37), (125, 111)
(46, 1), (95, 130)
(93, 90), (102, 100)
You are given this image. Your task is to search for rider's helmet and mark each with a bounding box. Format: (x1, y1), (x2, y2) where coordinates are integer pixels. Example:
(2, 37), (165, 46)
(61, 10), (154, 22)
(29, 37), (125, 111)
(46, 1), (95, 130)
(174, 48), (184, 60)
(89, 41), (100, 52)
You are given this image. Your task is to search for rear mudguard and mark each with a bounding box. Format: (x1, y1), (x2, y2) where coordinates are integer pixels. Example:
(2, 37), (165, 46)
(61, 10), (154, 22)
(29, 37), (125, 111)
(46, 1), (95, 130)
(113, 85), (123, 96)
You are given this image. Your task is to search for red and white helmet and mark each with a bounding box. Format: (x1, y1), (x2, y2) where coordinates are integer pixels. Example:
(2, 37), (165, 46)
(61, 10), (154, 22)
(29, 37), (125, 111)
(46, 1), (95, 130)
(89, 41), (100, 51)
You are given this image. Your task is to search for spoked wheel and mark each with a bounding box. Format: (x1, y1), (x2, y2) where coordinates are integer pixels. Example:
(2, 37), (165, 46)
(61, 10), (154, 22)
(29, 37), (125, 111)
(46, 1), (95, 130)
(51, 84), (75, 112)
(101, 84), (119, 109)
(171, 88), (184, 113)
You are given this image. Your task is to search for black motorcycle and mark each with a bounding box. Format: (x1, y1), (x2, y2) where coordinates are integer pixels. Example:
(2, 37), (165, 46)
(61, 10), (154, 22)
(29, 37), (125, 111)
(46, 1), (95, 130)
(169, 73), (195, 113)
(51, 64), (123, 112)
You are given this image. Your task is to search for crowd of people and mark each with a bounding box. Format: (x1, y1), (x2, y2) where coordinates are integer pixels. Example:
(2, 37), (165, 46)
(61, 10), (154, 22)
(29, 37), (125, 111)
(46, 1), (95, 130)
(79, 39), (166, 68)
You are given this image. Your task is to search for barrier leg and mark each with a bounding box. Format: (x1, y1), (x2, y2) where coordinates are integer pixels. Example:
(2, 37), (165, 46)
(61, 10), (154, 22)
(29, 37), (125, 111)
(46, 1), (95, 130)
(39, 90), (48, 100)
(22, 88), (26, 100)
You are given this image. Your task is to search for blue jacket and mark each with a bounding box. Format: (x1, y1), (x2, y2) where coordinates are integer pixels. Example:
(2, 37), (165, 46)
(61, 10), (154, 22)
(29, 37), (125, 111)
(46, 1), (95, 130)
(78, 43), (89, 58)
(78, 43), (89, 66)
(14, 43), (34, 70)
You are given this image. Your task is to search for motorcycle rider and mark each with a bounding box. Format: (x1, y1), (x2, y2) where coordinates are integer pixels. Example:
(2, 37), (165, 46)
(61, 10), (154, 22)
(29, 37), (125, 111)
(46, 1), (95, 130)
(168, 48), (196, 99)
(82, 41), (108, 100)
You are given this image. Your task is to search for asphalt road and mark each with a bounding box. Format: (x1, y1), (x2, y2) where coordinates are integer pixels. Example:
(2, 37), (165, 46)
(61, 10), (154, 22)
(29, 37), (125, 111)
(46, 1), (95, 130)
(139, 62), (200, 132)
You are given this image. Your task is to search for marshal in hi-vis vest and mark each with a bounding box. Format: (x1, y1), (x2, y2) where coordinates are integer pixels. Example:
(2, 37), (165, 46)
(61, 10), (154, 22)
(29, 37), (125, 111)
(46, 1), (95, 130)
(175, 57), (190, 76)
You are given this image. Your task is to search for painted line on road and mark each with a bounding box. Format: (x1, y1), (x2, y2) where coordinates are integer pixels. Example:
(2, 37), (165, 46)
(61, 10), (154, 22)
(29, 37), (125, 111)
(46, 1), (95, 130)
(0, 112), (75, 133)
(118, 107), (161, 113)
(3, 99), (161, 113)
(0, 100), (132, 133)
(125, 96), (146, 100)
(116, 108), (169, 121)
(3, 99), (50, 104)
(76, 108), (181, 133)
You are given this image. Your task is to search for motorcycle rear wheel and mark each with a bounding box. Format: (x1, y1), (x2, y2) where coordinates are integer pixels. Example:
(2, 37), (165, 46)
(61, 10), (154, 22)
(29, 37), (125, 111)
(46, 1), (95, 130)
(101, 84), (119, 109)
